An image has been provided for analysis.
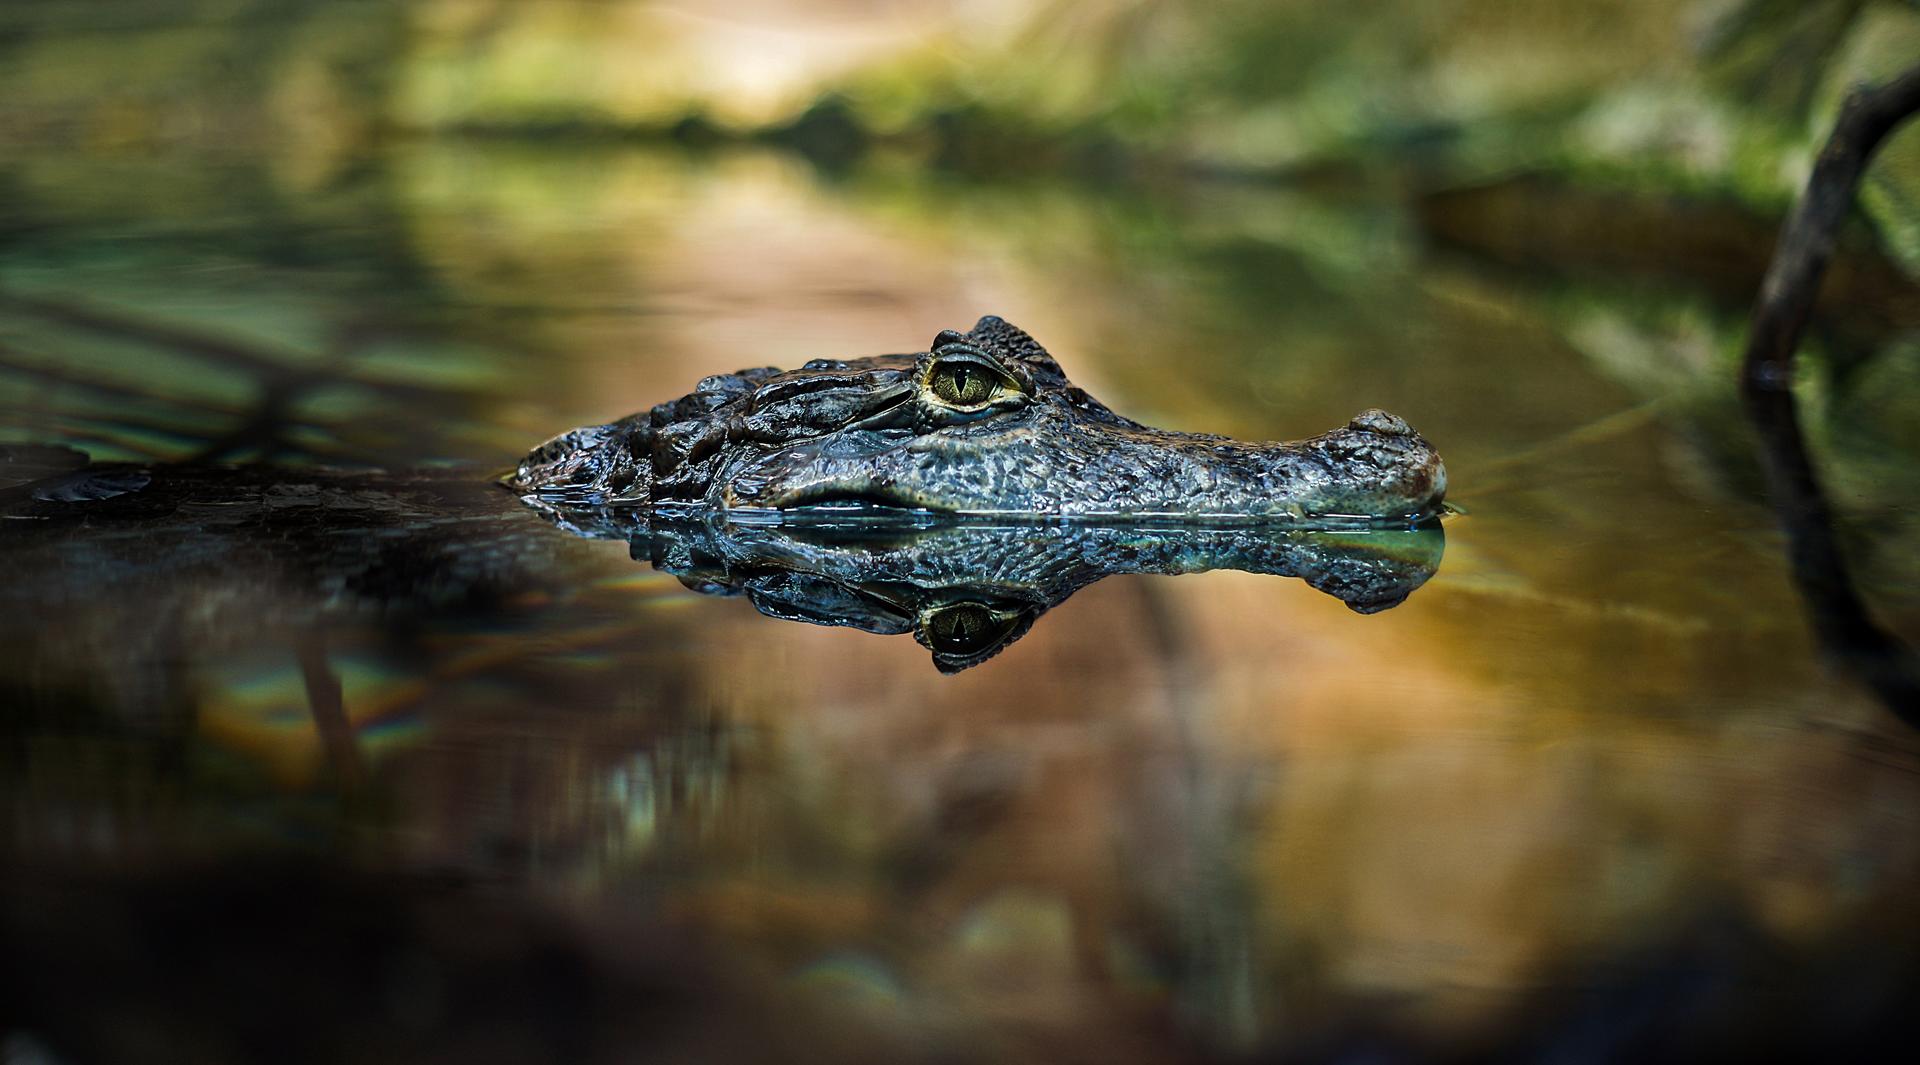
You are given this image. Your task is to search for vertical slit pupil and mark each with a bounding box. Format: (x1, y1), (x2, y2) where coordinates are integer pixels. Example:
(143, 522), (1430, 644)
(938, 364), (994, 405)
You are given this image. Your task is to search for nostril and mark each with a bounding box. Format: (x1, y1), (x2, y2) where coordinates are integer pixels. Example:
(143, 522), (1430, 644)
(1348, 408), (1414, 437)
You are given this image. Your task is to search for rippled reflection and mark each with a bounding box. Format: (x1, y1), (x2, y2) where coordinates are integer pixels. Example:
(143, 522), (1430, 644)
(539, 505), (1443, 671)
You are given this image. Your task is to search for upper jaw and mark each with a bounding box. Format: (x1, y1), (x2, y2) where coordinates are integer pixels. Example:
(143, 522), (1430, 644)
(715, 409), (1445, 525)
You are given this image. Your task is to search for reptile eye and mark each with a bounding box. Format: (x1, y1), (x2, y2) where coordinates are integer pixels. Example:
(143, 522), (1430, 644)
(932, 364), (994, 405)
(924, 356), (1024, 412)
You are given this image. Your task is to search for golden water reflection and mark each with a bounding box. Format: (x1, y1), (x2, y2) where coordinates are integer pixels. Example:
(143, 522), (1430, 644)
(4, 142), (1919, 1062)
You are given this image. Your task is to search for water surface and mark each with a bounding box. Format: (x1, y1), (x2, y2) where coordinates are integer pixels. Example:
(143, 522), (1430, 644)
(4, 141), (1919, 1063)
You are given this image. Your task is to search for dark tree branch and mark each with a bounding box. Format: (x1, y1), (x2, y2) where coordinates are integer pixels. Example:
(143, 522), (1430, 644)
(1741, 62), (1920, 723)
(298, 635), (362, 790)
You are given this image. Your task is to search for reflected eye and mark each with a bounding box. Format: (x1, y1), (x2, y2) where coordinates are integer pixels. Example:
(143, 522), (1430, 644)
(916, 597), (1038, 672)
(926, 358), (1020, 410)
(921, 602), (1023, 657)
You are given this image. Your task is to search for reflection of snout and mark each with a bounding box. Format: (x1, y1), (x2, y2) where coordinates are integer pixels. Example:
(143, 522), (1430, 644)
(1302, 526), (1447, 613)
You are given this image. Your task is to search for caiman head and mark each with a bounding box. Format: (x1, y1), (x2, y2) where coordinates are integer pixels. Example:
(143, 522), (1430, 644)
(506, 316), (1446, 523)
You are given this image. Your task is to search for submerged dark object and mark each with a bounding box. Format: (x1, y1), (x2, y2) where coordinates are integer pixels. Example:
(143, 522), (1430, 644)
(0, 455), (580, 639)
(506, 317), (1446, 525)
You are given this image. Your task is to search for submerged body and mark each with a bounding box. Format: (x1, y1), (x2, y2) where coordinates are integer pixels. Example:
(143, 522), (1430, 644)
(506, 317), (1446, 525)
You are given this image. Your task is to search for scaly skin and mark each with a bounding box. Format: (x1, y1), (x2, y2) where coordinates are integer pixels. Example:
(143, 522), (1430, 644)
(505, 317), (1447, 525)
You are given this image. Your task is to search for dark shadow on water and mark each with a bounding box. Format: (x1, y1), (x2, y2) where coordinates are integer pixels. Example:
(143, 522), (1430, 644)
(0, 861), (799, 1065)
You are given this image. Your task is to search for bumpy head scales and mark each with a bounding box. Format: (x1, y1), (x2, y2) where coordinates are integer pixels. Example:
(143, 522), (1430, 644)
(505, 316), (1445, 524)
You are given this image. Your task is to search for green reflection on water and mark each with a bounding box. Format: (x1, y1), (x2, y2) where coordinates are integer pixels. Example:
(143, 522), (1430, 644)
(3, 134), (1919, 1062)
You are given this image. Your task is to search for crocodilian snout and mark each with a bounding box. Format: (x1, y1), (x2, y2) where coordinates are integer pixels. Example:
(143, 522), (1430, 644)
(724, 405), (1444, 524)
(1053, 407), (1445, 524)
(1273, 408), (1447, 524)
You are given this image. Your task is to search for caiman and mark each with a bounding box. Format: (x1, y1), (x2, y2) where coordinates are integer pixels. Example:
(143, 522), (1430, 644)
(2, 316), (1447, 679)
(506, 316), (1447, 525)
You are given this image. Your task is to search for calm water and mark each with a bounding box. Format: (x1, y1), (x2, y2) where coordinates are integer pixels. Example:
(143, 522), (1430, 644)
(4, 142), (1919, 1063)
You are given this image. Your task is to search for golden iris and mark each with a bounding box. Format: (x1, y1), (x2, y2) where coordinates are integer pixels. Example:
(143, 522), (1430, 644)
(929, 361), (1005, 407)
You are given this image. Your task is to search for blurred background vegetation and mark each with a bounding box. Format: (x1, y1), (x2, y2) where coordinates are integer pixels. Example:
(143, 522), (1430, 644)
(5, 1), (1918, 231)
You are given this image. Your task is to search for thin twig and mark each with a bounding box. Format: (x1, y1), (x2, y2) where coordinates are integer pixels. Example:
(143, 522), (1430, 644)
(297, 634), (362, 790)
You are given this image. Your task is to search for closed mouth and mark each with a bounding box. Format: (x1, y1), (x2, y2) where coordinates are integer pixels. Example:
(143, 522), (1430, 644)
(728, 484), (945, 522)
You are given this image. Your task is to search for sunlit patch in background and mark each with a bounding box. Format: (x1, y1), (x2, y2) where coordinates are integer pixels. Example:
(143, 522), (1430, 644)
(603, 752), (662, 849)
(791, 953), (907, 1008)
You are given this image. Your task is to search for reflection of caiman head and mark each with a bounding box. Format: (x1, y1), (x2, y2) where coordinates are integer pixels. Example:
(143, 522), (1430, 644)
(507, 316), (1445, 524)
(530, 507), (1445, 672)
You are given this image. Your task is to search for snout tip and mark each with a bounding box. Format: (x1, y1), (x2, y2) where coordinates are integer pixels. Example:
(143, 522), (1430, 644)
(1316, 408), (1446, 522)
